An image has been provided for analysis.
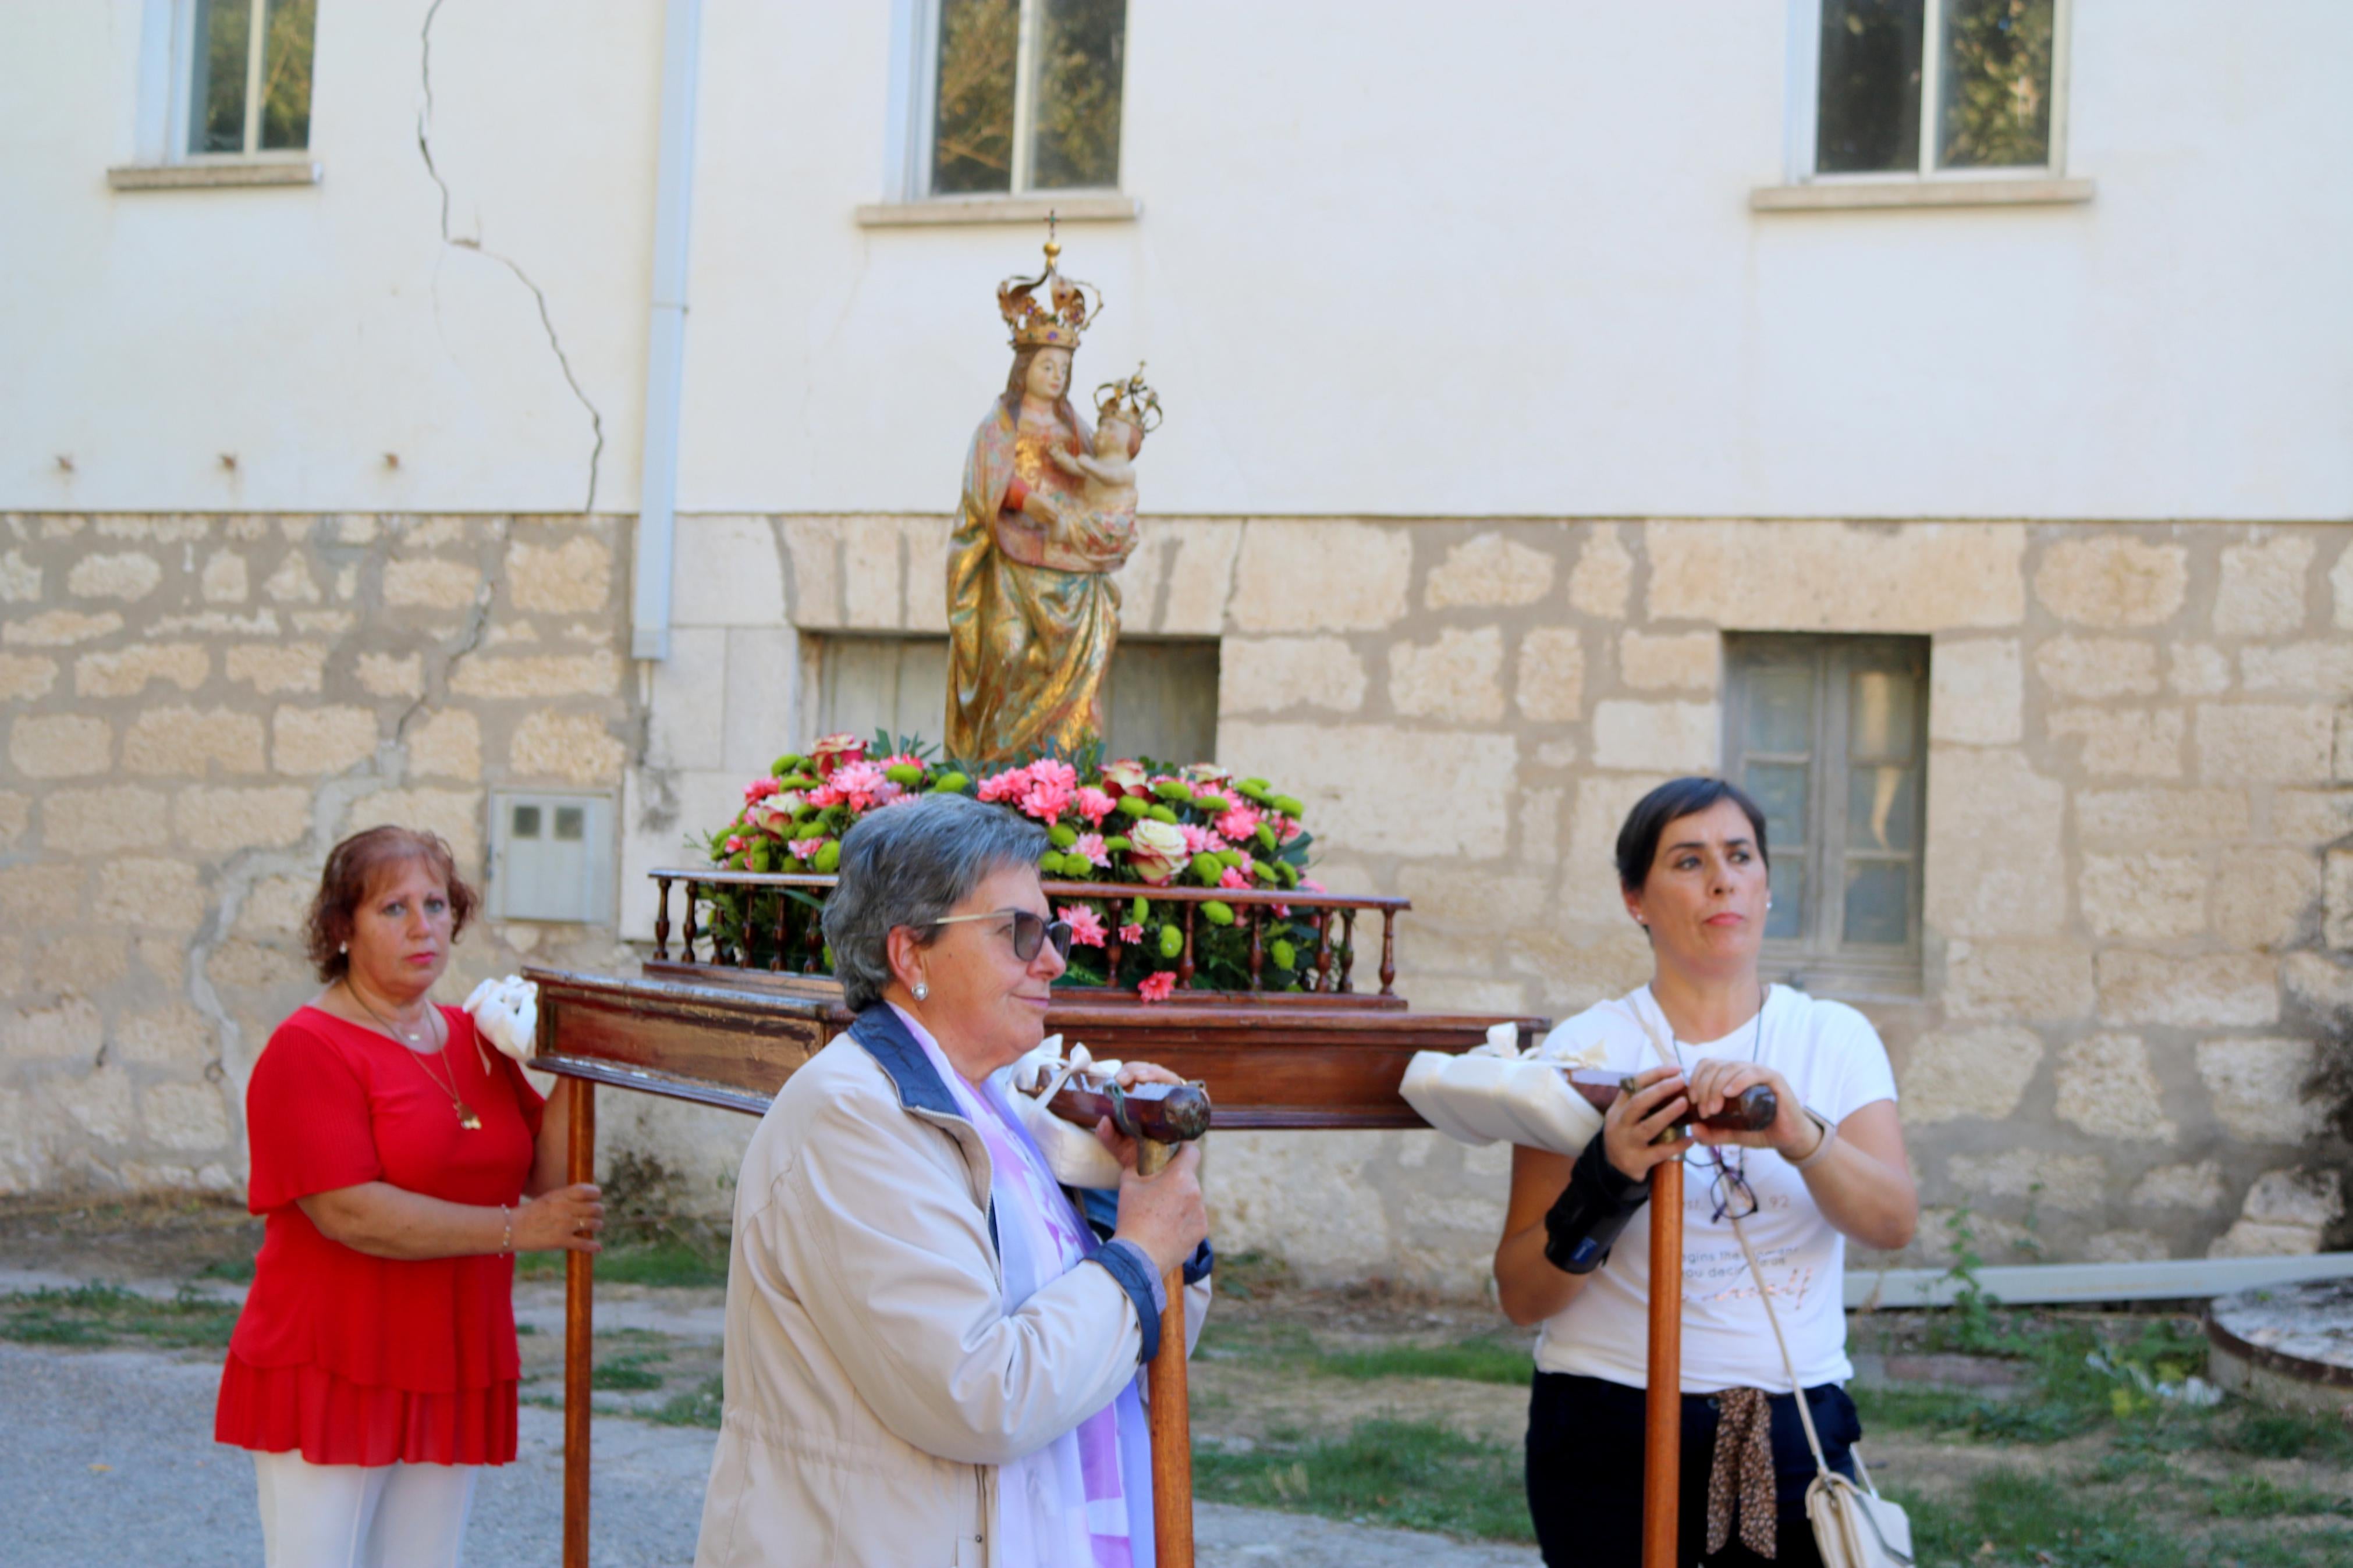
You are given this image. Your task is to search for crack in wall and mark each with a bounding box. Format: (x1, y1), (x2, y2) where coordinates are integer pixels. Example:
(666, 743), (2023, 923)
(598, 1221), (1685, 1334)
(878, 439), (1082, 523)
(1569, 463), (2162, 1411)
(417, 0), (606, 515)
(392, 515), (509, 744)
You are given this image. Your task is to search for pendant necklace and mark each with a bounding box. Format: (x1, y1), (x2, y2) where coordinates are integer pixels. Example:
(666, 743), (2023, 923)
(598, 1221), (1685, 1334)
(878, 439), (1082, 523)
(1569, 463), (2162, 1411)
(350, 983), (480, 1130)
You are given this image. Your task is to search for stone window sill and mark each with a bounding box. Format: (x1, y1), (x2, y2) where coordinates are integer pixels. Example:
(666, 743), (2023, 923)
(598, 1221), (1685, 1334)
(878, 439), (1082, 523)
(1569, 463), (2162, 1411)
(108, 161), (322, 191)
(856, 193), (1138, 228)
(1750, 176), (2093, 212)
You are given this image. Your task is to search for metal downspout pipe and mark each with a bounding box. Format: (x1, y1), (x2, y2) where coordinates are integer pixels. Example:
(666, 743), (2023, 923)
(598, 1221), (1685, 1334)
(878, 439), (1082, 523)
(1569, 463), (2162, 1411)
(630, 0), (704, 661)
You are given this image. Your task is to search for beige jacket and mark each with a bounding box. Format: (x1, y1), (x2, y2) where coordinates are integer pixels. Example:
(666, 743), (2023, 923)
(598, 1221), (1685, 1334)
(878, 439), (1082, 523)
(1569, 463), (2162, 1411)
(693, 1007), (1208, 1568)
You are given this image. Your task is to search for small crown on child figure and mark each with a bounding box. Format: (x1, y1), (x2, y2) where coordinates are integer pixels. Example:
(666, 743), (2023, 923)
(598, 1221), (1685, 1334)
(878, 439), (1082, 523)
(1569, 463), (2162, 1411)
(998, 214), (1101, 349)
(1095, 363), (1163, 433)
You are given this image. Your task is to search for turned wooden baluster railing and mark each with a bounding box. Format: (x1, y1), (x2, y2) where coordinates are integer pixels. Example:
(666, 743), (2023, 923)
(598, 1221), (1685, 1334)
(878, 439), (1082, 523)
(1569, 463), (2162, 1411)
(681, 880), (702, 965)
(652, 876), (673, 962)
(1378, 909), (1397, 997)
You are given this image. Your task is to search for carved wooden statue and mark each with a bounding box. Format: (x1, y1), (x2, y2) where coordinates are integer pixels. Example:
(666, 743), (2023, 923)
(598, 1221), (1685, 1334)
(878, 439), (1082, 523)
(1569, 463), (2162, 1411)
(946, 230), (1159, 765)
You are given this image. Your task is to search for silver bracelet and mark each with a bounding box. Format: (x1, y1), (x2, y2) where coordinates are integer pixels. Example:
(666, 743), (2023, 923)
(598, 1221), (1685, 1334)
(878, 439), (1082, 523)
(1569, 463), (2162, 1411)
(1790, 1109), (1839, 1171)
(499, 1205), (514, 1253)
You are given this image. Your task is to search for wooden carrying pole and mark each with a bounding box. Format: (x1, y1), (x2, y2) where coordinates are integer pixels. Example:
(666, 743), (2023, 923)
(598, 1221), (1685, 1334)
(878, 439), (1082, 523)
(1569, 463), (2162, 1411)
(1643, 1158), (1684, 1568)
(1134, 1137), (1195, 1568)
(563, 1082), (596, 1568)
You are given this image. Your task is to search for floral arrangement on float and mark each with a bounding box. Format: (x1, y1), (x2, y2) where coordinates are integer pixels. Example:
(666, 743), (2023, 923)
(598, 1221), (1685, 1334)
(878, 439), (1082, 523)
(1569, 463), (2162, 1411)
(695, 733), (1325, 1000)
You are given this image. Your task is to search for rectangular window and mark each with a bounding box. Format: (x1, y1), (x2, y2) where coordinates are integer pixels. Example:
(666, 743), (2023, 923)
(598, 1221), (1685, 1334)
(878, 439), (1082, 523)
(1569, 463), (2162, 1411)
(927, 0), (1126, 198)
(1810, 0), (2060, 177)
(187, 0), (315, 157)
(810, 634), (1216, 763)
(1724, 635), (1928, 995)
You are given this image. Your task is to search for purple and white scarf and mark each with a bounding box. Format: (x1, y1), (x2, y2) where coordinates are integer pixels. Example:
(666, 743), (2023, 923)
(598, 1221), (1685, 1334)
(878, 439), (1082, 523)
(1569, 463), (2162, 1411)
(894, 1006), (1154, 1568)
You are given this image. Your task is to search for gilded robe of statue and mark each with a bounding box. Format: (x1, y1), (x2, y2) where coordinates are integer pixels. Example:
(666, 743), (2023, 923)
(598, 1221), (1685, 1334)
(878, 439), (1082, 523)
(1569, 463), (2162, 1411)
(945, 397), (1120, 764)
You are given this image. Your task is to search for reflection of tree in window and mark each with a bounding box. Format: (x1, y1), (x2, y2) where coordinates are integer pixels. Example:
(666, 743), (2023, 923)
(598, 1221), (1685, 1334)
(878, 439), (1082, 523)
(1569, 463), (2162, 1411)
(1032, 0), (1125, 190)
(189, 0), (315, 155)
(1937, 0), (2053, 168)
(1815, 0), (1923, 175)
(932, 0), (1019, 194)
(191, 0), (252, 154)
(259, 0), (317, 152)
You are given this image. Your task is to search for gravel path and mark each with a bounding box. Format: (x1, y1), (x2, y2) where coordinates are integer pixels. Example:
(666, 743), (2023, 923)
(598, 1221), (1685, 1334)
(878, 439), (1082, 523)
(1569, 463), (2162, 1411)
(0, 1340), (1536, 1567)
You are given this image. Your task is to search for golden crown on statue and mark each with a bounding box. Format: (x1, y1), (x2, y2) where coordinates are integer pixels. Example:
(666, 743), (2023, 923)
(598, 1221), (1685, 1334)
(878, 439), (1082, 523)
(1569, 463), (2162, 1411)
(1094, 363), (1163, 433)
(998, 218), (1101, 350)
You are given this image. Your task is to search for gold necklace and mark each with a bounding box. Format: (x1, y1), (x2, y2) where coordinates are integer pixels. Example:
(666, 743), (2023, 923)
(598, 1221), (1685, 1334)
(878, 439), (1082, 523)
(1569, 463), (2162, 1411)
(350, 985), (480, 1130)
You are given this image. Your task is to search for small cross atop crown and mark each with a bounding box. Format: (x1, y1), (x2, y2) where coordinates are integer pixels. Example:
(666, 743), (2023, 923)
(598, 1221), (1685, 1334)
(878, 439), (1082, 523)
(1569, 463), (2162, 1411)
(997, 214), (1102, 350)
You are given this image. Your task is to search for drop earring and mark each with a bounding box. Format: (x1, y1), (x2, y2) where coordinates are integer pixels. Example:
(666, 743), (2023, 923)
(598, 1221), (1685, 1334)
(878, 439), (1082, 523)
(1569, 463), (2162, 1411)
(913, 982), (929, 1001)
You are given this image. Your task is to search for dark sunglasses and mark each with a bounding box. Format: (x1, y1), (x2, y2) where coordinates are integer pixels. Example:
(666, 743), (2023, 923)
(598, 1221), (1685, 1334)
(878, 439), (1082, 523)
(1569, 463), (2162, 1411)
(925, 908), (1073, 963)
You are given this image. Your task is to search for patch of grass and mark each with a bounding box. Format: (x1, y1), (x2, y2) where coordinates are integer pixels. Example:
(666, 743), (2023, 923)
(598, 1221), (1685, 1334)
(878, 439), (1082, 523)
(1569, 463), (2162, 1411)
(590, 1350), (669, 1391)
(195, 1256), (255, 1285)
(1903, 1469), (2188, 1568)
(1317, 1338), (1531, 1386)
(0, 1284), (237, 1350)
(651, 1375), (725, 1429)
(2227, 1409), (2353, 1464)
(515, 1238), (728, 1289)
(2210, 1476), (2350, 1520)
(1193, 1418), (1530, 1544)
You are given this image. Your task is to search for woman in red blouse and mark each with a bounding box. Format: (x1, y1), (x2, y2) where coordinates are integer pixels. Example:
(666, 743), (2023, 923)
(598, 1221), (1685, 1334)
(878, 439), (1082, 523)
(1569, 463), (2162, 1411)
(215, 826), (604, 1567)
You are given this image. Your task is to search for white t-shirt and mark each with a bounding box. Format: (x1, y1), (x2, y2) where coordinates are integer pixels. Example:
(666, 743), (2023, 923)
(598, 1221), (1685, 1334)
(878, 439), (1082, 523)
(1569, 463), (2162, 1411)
(1531, 984), (1898, 1393)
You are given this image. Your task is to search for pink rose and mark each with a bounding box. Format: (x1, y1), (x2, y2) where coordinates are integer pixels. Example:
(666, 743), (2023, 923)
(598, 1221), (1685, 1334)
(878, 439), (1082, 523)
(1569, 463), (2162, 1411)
(808, 734), (868, 777)
(1117, 923), (1145, 945)
(1059, 904), (1107, 948)
(1124, 819), (1188, 886)
(1074, 787), (1116, 826)
(1098, 759), (1149, 798)
(1073, 833), (1110, 868)
(1137, 971), (1177, 1002)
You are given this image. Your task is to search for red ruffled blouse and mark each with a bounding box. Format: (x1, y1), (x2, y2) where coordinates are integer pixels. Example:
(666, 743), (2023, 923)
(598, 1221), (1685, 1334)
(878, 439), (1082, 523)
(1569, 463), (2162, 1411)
(214, 1004), (545, 1466)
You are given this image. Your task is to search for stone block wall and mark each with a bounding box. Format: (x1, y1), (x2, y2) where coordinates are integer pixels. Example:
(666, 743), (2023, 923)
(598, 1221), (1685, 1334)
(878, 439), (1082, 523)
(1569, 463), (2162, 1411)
(9, 509), (2349, 1299)
(0, 512), (641, 1196)
(641, 514), (2353, 1293)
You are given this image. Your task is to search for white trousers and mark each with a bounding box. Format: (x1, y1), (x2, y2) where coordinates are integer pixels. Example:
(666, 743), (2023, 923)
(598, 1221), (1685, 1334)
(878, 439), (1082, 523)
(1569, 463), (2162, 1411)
(251, 1449), (478, 1568)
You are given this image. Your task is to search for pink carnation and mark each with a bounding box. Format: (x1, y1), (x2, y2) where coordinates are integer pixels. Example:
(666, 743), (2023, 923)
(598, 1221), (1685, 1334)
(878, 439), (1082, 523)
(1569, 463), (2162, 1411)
(1059, 904), (1107, 948)
(724, 835), (744, 853)
(744, 776), (782, 802)
(882, 752), (925, 772)
(1179, 824), (1225, 855)
(1019, 780), (1075, 823)
(1117, 923), (1145, 945)
(1137, 970), (1177, 1002)
(829, 760), (896, 812)
(878, 791), (922, 809)
(1219, 865), (1250, 890)
(1300, 878), (1326, 894)
(1030, 759), (1079, 794)
(1073, 833), (1110, 868)
(804, 783), (843, 810)
(1277, 815), (1305, 844)
(789, 838), (825, 861)
(977, 767), (1027, 803)
(1074, 787), (1116, 826)
(1213, 804), (1262, 841)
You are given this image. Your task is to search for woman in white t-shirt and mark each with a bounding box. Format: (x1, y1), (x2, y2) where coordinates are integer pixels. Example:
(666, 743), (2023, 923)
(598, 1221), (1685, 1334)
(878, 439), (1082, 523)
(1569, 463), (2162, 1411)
(1492, 777), (1918, 1567)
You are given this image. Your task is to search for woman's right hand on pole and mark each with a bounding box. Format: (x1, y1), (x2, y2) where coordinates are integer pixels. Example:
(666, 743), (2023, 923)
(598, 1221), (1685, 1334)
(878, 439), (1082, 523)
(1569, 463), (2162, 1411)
(1110, 1141), (1208, 1279)
(513, 1183), (604, 1253)
(1600, 1065), (1692, 1183)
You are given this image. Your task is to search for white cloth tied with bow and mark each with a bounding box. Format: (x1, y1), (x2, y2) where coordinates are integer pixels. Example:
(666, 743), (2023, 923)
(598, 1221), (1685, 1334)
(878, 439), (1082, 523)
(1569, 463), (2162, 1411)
(1000, 1034), (1127, 1190)
(1399, 1019), (1607, 1155)
(462, 975), (538, 1064)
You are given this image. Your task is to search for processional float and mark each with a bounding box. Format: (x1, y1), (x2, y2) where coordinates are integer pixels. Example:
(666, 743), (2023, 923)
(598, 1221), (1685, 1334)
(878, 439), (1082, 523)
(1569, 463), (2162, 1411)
(530, 226), (1704, 1567)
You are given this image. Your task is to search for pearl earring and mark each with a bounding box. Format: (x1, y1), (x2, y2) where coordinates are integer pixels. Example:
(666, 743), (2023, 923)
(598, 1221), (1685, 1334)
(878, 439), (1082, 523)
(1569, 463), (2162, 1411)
(913, 982), (929, 1001)
(338, 941), (347, 954)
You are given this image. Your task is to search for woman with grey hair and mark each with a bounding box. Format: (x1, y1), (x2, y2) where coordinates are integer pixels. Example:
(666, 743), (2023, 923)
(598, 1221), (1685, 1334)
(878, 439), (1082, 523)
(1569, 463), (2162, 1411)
(694, 792), (1212, 1568)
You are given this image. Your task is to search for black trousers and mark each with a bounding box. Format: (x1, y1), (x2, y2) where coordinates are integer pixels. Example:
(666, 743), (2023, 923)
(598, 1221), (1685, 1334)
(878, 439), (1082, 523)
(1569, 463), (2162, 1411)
(1524, 1371), (1862, 1568)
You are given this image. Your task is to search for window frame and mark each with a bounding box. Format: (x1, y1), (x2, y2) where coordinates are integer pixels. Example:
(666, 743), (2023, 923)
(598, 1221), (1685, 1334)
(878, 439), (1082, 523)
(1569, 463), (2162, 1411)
(899, 0), (1130, 204)
(172, 0), (315, 163)
(1784, 0), (2071, 186)
(1723, 634), (1930, 1001)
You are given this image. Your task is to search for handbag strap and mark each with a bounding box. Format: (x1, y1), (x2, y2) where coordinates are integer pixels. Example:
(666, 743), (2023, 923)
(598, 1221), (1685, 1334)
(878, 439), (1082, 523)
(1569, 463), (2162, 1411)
(1628, 998), (1840, 1487)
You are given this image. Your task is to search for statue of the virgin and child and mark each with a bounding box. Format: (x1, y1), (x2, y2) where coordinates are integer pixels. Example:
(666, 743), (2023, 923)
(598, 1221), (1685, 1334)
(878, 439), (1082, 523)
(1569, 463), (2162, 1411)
(947, 233), (1161, 765)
